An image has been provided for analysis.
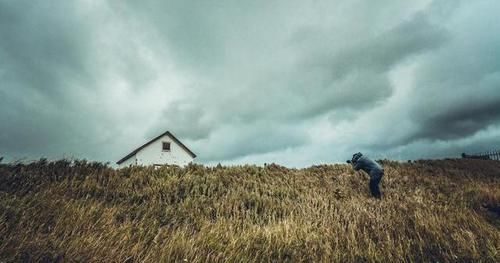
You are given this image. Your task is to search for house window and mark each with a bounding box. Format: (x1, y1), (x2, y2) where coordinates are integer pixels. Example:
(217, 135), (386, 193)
(162, 142), (171, 151)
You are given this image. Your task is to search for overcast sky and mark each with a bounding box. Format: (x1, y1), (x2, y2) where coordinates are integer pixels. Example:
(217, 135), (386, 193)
(1, 0), (499, 166)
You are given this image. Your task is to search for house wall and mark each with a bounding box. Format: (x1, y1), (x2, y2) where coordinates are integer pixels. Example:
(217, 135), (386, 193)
(118, 154), (137, 168)
(135, 134), (194, 166)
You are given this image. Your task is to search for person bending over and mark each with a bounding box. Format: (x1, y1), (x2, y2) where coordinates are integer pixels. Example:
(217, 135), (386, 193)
(347, 152), (384, 199)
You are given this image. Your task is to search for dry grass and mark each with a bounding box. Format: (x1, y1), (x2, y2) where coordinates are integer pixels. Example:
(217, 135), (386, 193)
(0, 159), (499, 262)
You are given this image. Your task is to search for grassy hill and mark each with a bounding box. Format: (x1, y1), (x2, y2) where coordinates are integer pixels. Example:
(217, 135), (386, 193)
(1, 159), (499, 262)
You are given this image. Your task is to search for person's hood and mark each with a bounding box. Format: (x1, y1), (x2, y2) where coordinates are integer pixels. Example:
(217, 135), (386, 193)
(352, 152), (363, 163)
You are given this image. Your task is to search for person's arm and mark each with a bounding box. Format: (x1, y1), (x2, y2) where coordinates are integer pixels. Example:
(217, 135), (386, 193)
(353, 161), (361, 171)
(348, 159), (363, 171)
(348, 160), (361, 171)
(347, 160), (358, 170)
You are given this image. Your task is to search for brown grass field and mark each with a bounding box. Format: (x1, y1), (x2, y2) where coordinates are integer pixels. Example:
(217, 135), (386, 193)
(0, 159), (499, 262)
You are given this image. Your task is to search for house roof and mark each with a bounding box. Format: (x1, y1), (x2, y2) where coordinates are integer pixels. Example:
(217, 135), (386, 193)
(116, 131), (197, 164)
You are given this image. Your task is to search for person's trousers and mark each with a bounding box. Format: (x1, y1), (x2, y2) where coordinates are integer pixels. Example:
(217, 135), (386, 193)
(369, 171), (384, 198)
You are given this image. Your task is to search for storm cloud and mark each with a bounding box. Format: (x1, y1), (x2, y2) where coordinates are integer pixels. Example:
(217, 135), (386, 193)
(1, 0), (499, 166)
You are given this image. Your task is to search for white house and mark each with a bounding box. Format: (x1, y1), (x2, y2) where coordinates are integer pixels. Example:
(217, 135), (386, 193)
(116, 131), (196, 168)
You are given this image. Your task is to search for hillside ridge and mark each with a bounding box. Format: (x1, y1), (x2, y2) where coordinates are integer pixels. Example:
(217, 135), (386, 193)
(1, 159), (499, 262)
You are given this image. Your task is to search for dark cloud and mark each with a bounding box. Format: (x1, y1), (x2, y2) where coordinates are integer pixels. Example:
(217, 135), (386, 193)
(405, 0), (500, 143)
(0, 1), (91, 159)
(0, 1), (161, 161)
(148, 101), (213, 140)
(148, 5), (449, 161)
(297, 13), (448, 77)
(198, 121), (308, 161)
(0, 2), (91, 99)
(1, 0), (499, 165)
(413, 99), (500, 140)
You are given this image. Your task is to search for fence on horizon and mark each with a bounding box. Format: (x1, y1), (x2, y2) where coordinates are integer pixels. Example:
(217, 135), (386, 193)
(462, 150), (500, 161)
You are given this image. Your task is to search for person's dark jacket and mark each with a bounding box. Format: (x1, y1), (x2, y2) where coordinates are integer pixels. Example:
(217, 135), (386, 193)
(352, 156), (384, 177)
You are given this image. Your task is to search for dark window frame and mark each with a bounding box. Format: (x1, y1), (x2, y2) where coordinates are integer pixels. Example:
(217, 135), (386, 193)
(162, 142), (171, 152)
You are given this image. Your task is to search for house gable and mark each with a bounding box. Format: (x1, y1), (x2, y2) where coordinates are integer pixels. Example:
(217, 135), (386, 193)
(116, 131), (196, 165)
(135, 134), (194, 166)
